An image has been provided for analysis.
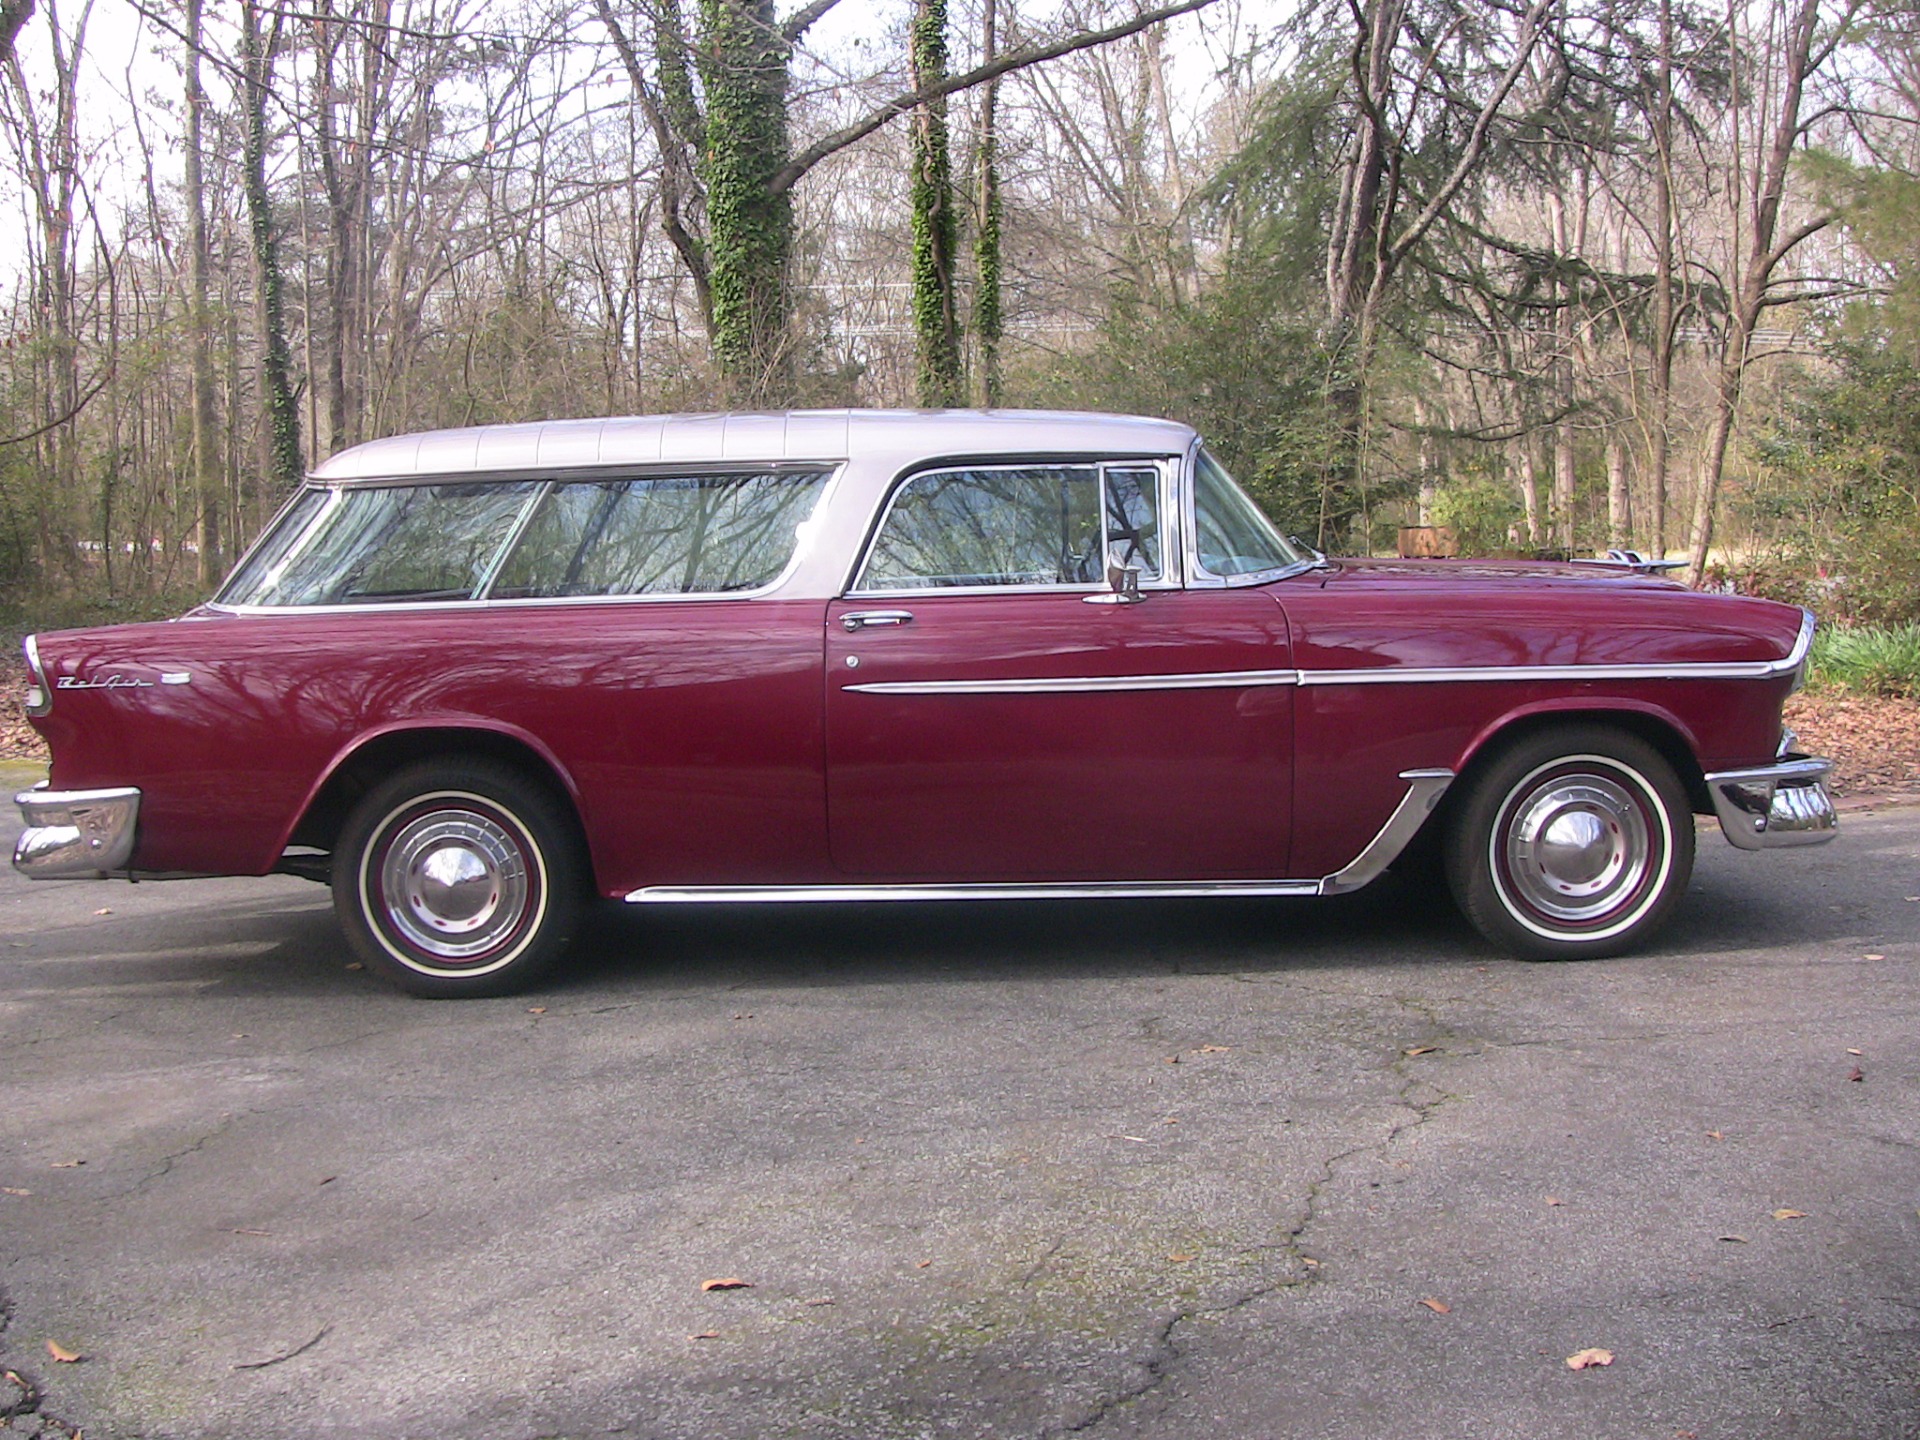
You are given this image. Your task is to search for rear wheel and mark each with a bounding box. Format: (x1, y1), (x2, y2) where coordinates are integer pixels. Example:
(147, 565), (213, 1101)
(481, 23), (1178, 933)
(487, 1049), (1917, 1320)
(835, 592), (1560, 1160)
(334, 757), (585, 997)
(1445, 726), (1693, 960)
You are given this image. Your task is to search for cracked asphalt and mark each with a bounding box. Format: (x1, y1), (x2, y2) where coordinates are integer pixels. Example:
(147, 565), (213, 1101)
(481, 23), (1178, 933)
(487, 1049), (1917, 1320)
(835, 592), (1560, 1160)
(2, 768), (1916, 1440)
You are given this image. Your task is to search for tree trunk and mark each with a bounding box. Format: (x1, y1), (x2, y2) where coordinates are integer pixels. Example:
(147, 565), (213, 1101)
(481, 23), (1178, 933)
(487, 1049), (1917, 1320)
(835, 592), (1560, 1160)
(909, 0), (962, 407)
(241, 0), (303, 495)
(183, 0), (221, 584)
(972, 0), (1002, 407)
(698, 0), (794, 404)
(1606, 431), (1631, 549)
(1683, 0), (1839, 585)
(1646, 0), (1676, 559)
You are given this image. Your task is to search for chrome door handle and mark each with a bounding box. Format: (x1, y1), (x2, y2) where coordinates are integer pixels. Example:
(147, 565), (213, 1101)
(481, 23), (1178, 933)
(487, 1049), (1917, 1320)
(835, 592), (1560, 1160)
(841, 610), (915, 632)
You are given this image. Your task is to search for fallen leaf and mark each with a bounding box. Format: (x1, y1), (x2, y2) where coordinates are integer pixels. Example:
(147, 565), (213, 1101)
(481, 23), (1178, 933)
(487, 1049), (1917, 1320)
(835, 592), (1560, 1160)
(93, 907), (111, 916)
(231, 1228), (271, 1236)
(1167, 1252), (1196, 1263)
(49, 1160), (84, 1169)
(527, 1007), (546, 1015)
(1866, 953), (1886, 961)
(1196, 1044), (1232, 1054)
(1545, 1196), (1564, 1207)
(317, 1176), (336, 1186)
(1772, 1209), (1808, 1221)
(804, 1297), (835, 1307)
(345, 962), (363, 971)
(1403, 1045), (1438, 1057)
(688, 1331), (720, 1340)
(1705, 1131), (1724, 1141)
(1162, 1117), (1178, 1125)
(1718, 1234), (1749, 1243)
(1848, 1067), (1865, 1083)
(46, 1340), (82, 1364)
(1419, 1297), (1450, 1314)
(1164, 1054), (1180, 1065)
(2, 1187), (30, 1197)
(1565, 1347), (1614, 1370)
(701, 1278), (752, 1292)
(1847, 1048), (1863, 1056)
(1301, 1257), (1320, 1270)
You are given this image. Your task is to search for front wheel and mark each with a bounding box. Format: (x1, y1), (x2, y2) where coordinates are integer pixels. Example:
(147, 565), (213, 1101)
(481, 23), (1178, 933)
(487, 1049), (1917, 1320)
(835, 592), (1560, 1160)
(334, 758), (585, 997)
(1445, 726), (1694, 960)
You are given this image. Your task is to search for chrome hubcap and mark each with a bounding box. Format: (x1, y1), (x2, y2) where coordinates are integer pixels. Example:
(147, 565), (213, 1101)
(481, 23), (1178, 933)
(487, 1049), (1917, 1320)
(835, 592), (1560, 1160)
(1502, 774), (1653, 924)
(379, 809), (530, 961)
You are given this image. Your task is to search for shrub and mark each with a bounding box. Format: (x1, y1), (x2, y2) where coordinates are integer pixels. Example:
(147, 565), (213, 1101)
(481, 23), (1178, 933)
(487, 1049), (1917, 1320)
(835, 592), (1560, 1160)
(1808, 623), (1920, 699)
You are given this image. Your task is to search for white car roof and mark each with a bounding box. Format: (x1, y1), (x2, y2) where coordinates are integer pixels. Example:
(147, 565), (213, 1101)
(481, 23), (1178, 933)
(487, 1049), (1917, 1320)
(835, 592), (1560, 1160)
(309, 409), (1198, 481)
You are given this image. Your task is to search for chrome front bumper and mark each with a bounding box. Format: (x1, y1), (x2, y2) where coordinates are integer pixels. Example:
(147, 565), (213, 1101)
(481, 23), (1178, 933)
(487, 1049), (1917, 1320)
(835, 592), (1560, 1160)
(12, 783), (142, 877)
(1704, 756), (1838, 851)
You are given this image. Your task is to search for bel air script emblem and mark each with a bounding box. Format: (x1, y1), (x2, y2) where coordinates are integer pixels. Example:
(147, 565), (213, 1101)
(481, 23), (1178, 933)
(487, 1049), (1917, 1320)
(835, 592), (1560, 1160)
(57, 670), (191, 690)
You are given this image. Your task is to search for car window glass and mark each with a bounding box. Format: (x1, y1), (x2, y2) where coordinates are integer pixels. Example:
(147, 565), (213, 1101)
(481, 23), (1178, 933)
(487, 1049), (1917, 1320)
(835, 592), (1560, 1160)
(861, 465), (1104, 590)
(216, 486), (330, 604)
(1103, 466), (1161, 580)
(1193, 450), (1299, 577)
(491, 471), (829, 598)
(227, 482), (538, 606)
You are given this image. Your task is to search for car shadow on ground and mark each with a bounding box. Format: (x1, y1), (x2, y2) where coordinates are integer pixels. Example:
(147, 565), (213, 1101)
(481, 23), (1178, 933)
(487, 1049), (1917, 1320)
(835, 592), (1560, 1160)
(3, 849), (1877, 1004)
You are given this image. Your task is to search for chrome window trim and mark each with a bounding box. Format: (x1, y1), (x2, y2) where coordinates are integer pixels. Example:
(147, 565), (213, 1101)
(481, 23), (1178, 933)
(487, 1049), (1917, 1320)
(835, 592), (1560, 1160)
(474, 479), (557, 600)
(213, 485), (343, 608)
(842, 668), (1302, 696)
(204, 464), (844, 614)
(847, 457), (1182, 598)
(1182, 443), (1307, 588)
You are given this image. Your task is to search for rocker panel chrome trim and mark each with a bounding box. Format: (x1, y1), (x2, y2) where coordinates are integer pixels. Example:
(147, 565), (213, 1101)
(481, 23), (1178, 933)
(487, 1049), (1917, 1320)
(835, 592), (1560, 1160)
(627, 878), (1324, 903)
(625, 769), (1456, 904)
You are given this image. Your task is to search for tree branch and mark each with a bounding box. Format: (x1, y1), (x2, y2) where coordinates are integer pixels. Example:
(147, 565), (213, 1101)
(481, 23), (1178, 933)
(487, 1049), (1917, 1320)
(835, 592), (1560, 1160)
(0, 0), (33, 65)
(781, 0), (841, 43)
(771, 0), (1219, 195)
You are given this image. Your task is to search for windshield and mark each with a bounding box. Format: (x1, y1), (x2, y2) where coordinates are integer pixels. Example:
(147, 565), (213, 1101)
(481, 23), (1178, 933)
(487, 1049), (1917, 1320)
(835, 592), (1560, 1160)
(1192, 450), (1301, 578)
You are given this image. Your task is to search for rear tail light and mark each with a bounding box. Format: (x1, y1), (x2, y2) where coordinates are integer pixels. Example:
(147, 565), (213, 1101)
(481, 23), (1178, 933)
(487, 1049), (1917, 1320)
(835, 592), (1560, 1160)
(23, 634), (50, 716)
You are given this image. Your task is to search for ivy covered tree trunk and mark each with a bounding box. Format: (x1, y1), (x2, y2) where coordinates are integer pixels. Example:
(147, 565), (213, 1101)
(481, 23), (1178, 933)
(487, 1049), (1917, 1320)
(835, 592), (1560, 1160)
(697, 0), (794, 404)
(240, 0), (304, 496)
(910, 0), (962, 407)
(973, 0), (1003, 408)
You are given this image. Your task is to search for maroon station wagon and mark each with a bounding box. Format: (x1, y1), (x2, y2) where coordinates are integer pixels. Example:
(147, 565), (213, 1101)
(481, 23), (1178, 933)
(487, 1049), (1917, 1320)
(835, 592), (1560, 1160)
(15, 410), (1837, 996)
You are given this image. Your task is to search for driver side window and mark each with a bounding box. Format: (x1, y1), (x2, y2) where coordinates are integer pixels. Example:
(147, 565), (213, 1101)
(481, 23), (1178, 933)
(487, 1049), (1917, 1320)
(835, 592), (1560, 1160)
(857, 462), (1164, 592)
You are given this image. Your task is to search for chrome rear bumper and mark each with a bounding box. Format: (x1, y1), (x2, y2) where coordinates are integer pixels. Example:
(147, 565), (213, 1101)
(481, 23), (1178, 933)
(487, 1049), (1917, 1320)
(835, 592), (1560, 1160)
(1704, 757), (1838, 850)
(12, 783), (142, 877)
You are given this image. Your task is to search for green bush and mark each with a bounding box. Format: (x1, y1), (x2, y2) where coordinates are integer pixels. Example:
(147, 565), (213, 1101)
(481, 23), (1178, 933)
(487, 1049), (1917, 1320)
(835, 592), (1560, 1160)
(1808, 623), (1920, 699)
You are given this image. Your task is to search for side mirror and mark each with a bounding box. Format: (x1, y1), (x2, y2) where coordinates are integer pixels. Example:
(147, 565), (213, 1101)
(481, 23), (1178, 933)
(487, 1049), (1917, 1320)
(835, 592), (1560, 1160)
(1085, 561), (1144, 605)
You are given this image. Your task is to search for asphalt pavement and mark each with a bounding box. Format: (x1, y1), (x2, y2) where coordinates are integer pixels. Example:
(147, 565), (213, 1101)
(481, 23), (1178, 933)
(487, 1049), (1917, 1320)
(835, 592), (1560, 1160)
(2, 761), (1916, 1440)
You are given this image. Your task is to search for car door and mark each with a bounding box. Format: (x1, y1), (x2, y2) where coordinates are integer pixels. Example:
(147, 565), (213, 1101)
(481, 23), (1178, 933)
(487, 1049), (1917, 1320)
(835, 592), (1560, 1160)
(824, 458), (1294, 881)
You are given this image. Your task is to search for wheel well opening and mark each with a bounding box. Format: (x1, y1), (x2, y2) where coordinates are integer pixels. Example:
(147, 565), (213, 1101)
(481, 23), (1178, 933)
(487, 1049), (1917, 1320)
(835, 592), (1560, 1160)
(1445, 711), (1711, 820)
(288, 730), (591, 878)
